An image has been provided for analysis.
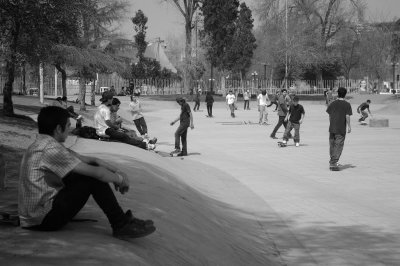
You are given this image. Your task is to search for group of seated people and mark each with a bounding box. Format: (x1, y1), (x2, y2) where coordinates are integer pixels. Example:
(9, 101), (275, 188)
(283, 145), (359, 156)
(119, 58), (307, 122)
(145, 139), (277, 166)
(93, 91), (157, 150)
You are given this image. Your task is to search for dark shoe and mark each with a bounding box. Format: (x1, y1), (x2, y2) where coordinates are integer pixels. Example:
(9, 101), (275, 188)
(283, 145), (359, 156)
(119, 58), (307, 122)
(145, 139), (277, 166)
(149, 137), (157, 144)
(125, 210), (154, 228)
(270, 135), (278, 139)
(170, 148), (181, 155)
(113, 221), (156, 240)
(177, 152), (187, 157)
(329, 163), (341, 171)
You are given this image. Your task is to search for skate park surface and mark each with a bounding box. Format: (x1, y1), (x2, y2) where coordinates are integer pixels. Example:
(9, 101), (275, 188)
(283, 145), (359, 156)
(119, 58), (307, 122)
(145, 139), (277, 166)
(1, 94), (400, 265)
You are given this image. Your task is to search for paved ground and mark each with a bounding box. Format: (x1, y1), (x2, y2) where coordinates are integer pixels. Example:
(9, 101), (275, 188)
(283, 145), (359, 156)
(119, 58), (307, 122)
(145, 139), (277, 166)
(134, 97), (400, 266)
(2, 95), (400, 265)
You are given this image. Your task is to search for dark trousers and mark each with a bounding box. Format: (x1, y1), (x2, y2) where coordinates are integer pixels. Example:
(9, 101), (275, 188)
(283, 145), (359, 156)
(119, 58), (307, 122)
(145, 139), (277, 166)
(329, 133), (345, 165)
(175, 123), (189, 153)
(271, 116), (288, 137)
(207, 104), (213, 117)
(244, 100), (250, 110)
(283, 121), (300, 142)
(105, 128), (146, 149)
(267, 101), (278, 110)
(193, 100), (200, 111)
(27, 173), (127, 231)
(133, 117), (148, 135)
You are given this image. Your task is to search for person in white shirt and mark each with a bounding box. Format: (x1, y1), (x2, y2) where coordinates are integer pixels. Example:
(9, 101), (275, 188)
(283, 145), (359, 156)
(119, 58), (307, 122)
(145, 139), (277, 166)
(257, 90), (270, 124)
(94, 92), (153, 150)
(226, 90), (236, 118)
(243, 90), (250, 110)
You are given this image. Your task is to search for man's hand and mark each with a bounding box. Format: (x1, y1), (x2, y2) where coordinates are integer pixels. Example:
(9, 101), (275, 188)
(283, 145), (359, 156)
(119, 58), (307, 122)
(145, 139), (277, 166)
(114, 172), (130, 194)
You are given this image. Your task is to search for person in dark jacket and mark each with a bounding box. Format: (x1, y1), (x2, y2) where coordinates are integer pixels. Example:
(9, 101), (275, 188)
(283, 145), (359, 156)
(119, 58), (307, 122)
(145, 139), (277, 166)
(270, 89), (291, 139)
(205, 91), (214, 117)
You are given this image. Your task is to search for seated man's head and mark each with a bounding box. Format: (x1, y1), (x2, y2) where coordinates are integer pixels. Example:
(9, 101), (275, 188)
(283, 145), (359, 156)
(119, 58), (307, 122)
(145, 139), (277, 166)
(111, 98), (121, 112)
(292, 96), (300, 106)
(61, 96), (67, 102)
(100, 91), (114, 106)
(38, 106), (71, 143)
(337, 87), (347, 98)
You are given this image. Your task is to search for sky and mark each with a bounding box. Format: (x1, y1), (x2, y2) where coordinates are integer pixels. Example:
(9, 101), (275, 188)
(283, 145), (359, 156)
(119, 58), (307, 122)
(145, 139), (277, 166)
(117, 0), (400, 41)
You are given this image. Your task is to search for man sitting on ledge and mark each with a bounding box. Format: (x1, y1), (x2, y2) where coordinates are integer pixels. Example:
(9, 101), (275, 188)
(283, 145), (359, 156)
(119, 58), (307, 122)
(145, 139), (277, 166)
(18, 106), (156, 239)
(94, 92), (155, 150)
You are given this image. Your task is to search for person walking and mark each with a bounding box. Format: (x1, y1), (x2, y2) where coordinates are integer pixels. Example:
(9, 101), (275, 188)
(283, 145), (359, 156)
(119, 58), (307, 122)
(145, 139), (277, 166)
(267, 90), (279, 111)
(226, 90), (236, 118)
(193, 89), (201, 111)
(257, 90), (270, 125)
(326, 87), (352, 171)
(205, 91), (214, 117)
(270, 89), (290, 139)
(357, 99), (373, 123)
(243, 90), (250, 110)
(170, 97), (194, 156)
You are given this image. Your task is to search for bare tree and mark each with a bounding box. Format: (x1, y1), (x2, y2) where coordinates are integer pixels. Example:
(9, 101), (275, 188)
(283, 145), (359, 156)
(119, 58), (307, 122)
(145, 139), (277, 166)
(164, 0), (201, 93)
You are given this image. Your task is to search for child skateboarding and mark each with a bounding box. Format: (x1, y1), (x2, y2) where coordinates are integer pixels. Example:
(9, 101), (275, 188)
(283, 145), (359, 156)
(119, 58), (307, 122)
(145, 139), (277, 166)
(357, 100), (372, 124)
(279, 96), (305, 147)
(170, 97), (194, 156)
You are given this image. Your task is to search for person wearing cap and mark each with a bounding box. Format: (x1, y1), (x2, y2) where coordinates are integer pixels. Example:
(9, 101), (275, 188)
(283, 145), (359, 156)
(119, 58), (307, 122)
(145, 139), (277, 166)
(94, 92), (152, 150)
(226, 90), (236, 118)
(193, 89), (201, 111)
(243, 89), (250, 110)
(270, 89), (291, 139)
(170, 97), (194, 156)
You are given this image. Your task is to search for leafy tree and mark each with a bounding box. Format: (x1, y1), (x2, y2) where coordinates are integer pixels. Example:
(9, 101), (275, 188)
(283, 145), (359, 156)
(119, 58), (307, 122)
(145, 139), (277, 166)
(225, 3), (257, 79)
(131, 9), (148, 61)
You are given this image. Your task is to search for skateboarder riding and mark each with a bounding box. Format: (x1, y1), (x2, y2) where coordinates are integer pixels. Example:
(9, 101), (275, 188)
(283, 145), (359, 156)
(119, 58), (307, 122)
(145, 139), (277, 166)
(357, 100), (372, 123)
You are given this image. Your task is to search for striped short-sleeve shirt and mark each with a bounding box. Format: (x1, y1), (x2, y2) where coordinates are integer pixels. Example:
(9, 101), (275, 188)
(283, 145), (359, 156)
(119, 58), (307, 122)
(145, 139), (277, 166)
(18, 134), (81, 227)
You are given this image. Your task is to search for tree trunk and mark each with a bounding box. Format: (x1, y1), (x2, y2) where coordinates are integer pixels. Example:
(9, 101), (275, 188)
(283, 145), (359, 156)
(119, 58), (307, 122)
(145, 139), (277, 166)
(184, 20), (193, 94)
(2, 21), (20, 116)
(39, 62), (44, 104)
(22, 63), (26, 95)
(3, 60), (15, 116)
(91, 79), (96, 106)
(210, 63), (214, 93)
(55, 64), (67, 97)
(79, 76), (86, 111)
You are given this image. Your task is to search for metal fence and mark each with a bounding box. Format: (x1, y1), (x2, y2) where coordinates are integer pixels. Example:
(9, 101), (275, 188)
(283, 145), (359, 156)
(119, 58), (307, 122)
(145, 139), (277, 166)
(1, 75), (368, 96)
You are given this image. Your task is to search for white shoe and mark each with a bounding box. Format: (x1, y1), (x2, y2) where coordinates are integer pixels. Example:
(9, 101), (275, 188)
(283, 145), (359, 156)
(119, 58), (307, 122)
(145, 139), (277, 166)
(295, 142), (299, 147)
(147, 144), (156, 150)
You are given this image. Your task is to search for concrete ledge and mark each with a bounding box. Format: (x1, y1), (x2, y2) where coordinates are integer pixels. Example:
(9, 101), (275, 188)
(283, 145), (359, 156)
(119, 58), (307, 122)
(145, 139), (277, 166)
(369, 118), (389, 127)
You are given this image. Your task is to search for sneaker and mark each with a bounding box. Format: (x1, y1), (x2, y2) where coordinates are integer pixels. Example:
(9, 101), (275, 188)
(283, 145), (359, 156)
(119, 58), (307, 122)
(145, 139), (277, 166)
(149, 137), (157, 145)
(147, 144), (156, 150)
(177, 152), (187, 157)
(295, 142), (300, 147)
(125, 210), (154, 228)
(170, 148), (181, 155)
(282, 140), (287, 144)
(113, 221), (156, 240)
(270, 135), (278, 139)
(329, 163), (341, 171)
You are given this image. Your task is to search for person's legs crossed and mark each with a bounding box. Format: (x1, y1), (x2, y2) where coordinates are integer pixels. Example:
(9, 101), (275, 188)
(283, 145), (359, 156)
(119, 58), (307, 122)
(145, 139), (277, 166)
(106, 128), (146, 149)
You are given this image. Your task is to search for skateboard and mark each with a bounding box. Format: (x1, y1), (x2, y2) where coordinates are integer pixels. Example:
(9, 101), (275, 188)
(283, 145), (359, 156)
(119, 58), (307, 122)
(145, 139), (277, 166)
(277, 141), (287, 147)
(329, 166), (340, 171)
(0, 207), (19, 226)
(360, 121), (368, 126)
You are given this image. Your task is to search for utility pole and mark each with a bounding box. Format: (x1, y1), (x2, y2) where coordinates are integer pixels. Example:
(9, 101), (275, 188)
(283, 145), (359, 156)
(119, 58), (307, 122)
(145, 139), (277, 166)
(285, 0), (288, 90)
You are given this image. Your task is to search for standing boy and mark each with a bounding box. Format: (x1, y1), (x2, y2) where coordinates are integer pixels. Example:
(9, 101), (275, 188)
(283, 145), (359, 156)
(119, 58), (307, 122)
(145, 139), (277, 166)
(226, 90), (236, 118)
(243, 90), (250, 110)
(18, 106), (155, 239)
(326, 87), (352, 171)
(257, 90), (270, 124)
(281, 96), (305, 147)
(357, 100), (372, 123)
(193, 89), (201, 111)
(170, 97), (194, 156)
(205, 91), (214, 117)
